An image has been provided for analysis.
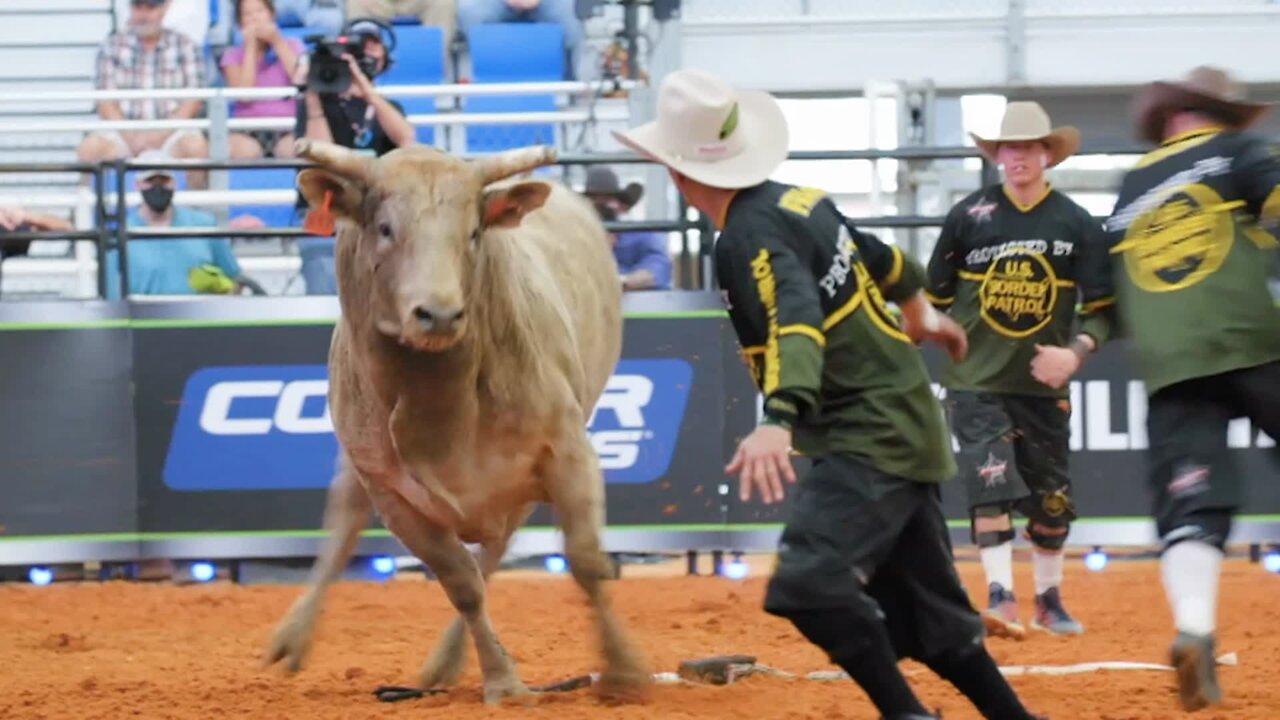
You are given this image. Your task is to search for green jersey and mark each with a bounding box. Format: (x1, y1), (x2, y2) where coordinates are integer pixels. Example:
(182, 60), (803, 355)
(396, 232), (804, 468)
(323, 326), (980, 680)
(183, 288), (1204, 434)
(1103, 128), (1280, 394)
(925, 184), (1115, 398)
(714, 181), (956, 484)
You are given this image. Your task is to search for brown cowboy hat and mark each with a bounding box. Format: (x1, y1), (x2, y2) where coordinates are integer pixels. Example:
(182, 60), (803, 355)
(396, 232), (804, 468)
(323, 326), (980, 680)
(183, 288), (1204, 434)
(1132, 65), (1270, 145)
(584, 167), (644, 209)
(969, 101), (1080, 169)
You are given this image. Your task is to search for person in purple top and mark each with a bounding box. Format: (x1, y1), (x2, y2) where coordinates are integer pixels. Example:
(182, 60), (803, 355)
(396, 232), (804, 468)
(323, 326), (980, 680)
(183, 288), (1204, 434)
(220, 0), (306, 159)
(583, 167), (673, 291)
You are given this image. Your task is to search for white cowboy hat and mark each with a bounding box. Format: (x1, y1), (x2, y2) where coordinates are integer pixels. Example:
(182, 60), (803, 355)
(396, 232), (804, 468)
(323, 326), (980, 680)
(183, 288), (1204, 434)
(612, 69), (789, 190)
(1132, 65), (1270, 145)
(969, 101), (1080, 169)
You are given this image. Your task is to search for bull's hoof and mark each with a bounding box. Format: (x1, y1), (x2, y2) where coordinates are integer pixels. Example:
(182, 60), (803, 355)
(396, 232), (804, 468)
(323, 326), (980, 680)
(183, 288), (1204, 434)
(372, 685), (446, 703)
(596, 670), (653, 705)
(483, 678), (535, 706)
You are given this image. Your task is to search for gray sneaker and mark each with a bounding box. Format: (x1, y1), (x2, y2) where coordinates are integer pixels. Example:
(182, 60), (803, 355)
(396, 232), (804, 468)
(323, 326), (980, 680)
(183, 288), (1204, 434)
(1032, 587), (1085, 635)
(982, 582), (1026, 640)
(1170, 631), (1222, 711)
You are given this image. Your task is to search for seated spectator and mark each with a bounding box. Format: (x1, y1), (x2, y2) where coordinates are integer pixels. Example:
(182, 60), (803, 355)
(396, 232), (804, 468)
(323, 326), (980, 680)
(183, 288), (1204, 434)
(293, 19), (414, 294)
(221, 0), (305, 159)
(584, 167), (671, 291)
(457, 0), (583, 80)
(346, 0), (456, 44)
(276, 0), (345, 35)
(0, 205), (74, 300)
(78, 0), (210, 188)
(104, 151), (249, 298)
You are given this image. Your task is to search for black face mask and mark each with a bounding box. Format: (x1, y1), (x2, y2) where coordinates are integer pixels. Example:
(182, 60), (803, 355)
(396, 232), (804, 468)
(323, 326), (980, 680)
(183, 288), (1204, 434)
(592, 202), (618, 222)
(142, 186), (174, 213)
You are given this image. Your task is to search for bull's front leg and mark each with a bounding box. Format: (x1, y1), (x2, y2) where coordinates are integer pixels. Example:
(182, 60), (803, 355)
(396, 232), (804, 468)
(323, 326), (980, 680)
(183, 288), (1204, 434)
(542, 429), (652, 703)
(416, 522), (524, 690)
(371, 488), (530, 705)
(264, 451), (372, 672)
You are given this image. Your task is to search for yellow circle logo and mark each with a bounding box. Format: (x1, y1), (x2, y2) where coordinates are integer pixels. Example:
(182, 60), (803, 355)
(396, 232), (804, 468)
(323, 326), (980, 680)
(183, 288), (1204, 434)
(978, 250), (1058, 338)
(1121, 183), (1234, 293)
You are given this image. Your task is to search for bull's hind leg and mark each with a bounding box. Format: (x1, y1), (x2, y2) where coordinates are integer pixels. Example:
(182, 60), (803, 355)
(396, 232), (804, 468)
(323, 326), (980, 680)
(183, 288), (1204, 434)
(542, 431), (651, 703)
(265, 452), (371, 672)
(375, 493), (530, 705)
(416, 530), (519, 690)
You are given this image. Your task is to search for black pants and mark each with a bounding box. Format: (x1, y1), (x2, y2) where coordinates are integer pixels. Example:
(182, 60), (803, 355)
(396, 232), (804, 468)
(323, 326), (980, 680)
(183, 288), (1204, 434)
(1148, 361), (1280, 547)
(763, 453), (984, 661)
(947, 391), (1076, 545)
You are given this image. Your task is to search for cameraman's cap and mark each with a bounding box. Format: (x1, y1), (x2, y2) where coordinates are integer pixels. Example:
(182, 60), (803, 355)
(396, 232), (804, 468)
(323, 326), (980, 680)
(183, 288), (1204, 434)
(345, 18), (389, 45)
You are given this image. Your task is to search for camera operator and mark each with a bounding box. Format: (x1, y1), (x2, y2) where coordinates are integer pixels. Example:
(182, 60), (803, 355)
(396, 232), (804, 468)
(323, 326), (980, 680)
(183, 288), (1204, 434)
(295, 18), (415, 155)
(293, 18), (415, 293)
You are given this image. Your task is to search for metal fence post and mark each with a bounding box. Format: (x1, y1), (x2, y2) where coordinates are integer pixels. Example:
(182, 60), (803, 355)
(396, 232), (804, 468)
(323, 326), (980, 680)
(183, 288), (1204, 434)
(114, 158), (130, 299)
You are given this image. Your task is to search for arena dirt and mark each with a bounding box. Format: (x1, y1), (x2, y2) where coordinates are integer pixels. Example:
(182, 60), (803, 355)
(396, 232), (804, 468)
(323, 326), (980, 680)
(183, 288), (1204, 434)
(1, 557), (1277, 719)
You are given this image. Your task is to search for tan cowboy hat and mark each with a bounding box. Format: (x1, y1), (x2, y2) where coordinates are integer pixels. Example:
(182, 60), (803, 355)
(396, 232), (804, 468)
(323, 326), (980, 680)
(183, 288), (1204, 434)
(969, 101), (1080, 169)
(612, 69), (789, 190)
(1132, 65), (1270, 145)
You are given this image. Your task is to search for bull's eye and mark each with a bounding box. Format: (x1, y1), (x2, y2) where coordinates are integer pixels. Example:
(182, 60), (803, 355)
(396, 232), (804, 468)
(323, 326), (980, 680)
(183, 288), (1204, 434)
(470, 227), (480, 245)
(378, 222), (393, 239)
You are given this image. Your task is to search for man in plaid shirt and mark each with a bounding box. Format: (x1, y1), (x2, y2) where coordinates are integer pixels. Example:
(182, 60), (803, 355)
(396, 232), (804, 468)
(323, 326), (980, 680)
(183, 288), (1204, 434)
(77, 0), (210, 187)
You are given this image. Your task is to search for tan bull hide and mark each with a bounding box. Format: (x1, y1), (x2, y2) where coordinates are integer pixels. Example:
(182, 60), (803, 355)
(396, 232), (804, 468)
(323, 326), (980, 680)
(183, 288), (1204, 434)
(264, 139), (650, 704)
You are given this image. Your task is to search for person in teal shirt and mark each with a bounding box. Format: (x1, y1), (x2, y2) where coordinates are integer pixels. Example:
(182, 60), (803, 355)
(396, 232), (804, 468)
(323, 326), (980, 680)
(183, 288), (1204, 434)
(104, 151), (244, 299)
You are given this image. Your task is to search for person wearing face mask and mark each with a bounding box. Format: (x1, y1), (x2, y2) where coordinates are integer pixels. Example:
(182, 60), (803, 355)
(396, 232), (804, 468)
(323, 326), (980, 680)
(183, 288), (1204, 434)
(924, 102), (1116, 642)
(583, 167), (672, 291)
(102, 150), (248, 299)
(78, 0), (210, 188)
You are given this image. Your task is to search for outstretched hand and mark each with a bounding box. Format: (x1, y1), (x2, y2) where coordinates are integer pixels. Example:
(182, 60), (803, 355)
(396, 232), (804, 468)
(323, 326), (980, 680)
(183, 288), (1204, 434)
(725, 425), (797, 505)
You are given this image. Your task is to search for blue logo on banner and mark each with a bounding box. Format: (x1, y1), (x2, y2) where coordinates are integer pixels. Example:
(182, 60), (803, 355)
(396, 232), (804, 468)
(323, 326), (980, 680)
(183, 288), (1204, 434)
(162, 359), (692, 491)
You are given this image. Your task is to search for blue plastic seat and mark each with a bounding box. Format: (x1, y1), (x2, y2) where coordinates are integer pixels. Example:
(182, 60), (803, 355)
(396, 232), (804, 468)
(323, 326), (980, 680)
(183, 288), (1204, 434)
(227, 167), (299, 228)
(463, 23), (564, 153)
(377, 24), (446, 145)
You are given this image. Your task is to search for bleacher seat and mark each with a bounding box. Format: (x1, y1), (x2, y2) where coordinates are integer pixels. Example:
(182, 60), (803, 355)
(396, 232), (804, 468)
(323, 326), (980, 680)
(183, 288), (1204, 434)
(463, 23), (564, 153)
(227, 167), (298, 228)
(378, 24), (445, 145)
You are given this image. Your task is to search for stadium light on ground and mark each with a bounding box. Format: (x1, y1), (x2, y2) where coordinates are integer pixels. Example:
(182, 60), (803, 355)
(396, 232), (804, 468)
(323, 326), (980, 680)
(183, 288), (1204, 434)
(1084, 549), (1108, 572)
(371, 556), (396, 576)
(28, 567), (54, 586)
(544, 555), (568, 574)
(723, 561), (749, 580)
(189, 562), (216, 583)
(1264, 550), (1280, 574)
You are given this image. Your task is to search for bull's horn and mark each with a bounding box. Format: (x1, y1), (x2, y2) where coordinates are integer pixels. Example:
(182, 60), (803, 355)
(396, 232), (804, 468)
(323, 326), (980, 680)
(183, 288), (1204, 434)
(294, 138), (374, 183)
(472, 146), (558, 185)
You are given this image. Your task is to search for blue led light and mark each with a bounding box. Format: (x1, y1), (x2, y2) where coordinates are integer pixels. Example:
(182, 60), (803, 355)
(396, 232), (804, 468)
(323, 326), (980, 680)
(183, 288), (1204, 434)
(723, 561), (749, 580)
(371, 556), (396, 575)
(190, 562), (216, 583)
(544, 555), (568, 574)
(1084, 550), (1108, 572)
(28, 567), (54, 586)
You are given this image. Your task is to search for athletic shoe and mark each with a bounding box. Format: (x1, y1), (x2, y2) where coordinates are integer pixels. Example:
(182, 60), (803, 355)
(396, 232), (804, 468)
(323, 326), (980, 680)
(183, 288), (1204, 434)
(1170, 631), (1222, 711)
(982, 582), (1026, 640)
(1031, 587), (1085, 635)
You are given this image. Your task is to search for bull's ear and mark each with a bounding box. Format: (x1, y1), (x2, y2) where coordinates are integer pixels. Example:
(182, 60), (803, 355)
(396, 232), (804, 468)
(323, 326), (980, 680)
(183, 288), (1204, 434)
(481, 181), (552, 229)
(297, 169), (364, 234)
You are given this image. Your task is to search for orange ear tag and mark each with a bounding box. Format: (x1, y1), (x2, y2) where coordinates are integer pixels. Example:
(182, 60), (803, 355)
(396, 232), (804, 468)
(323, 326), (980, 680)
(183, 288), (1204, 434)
(304, 190), (336, 236)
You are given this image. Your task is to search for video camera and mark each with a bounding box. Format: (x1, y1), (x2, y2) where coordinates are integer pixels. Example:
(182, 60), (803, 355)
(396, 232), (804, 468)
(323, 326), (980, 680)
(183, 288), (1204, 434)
(303, 34), (377, 95)
(303, 18), (395, 95)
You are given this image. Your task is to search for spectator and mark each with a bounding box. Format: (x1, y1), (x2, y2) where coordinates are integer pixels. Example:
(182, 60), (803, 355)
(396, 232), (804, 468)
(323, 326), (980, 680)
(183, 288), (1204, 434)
(293, 18), (415, 294)
(0, 206), (74, 300)
(346, 0), (456, 44)
(457, 0), (583, 80)
(584, 167), (671, 291)
(78, 0), (211, 188)
(276, 0), (344, 35)
(221, 0), (305, 159)
(104, 151), (247, 298)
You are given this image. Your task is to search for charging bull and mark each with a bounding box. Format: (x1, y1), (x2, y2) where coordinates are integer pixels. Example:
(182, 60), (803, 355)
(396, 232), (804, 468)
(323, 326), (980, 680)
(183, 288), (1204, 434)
(263, 138), (650, 704)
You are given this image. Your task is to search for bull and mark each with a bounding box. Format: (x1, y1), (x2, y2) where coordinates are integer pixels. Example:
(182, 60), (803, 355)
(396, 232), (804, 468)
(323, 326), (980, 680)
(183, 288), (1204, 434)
(263, 138), (650, 704)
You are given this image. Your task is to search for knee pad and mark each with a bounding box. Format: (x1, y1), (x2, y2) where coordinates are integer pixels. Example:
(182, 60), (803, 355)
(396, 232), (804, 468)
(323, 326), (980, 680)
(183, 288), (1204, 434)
(1162, 509), (1233, 552)
(971, 504), (1014, 548)
(1026, 519), (1070, 551)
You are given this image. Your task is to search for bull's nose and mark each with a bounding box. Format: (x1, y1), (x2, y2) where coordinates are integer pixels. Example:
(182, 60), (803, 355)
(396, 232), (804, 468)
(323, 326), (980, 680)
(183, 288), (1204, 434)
(412, 304), (465, 333)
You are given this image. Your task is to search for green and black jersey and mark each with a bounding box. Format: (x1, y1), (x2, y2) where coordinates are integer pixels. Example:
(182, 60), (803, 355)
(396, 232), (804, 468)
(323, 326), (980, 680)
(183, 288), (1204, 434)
(1102, 128), (1280, 395)
(714, 181), (956, 484)
(925, 184), (1115, 398)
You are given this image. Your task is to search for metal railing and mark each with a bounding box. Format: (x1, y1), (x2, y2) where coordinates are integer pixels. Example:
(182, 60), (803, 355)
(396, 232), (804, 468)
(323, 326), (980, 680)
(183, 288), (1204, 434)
(1, 141), (1157, 299)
